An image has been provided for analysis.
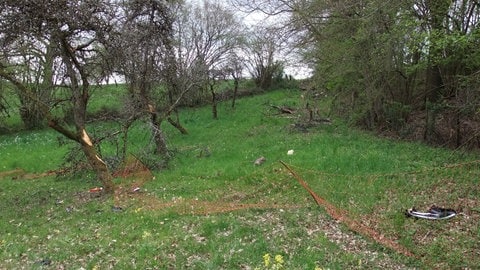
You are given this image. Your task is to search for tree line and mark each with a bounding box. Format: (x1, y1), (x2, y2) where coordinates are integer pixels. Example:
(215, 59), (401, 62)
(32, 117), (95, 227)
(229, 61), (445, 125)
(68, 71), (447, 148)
(237, 0), (480, 148)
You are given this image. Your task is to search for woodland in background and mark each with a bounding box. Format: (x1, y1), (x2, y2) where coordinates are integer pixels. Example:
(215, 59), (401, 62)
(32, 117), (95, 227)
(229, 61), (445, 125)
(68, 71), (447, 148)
(283, 0), (480, 148)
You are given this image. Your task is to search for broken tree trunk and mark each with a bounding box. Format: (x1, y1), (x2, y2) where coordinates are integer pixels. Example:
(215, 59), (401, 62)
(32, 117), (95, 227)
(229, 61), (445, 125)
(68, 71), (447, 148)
(80, 131), (114, 193)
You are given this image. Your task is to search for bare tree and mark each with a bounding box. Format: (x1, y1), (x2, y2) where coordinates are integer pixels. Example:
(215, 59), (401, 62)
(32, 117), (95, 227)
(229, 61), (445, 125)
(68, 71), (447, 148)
(174, 0), (245, 115)
(225, 53), (245, 108)
(0, 0), (117, 193)
(231, 0), (296, 16)
(109, 0), (179, 158)
(0, 25), (58, 129)
(244, 26), (286, 90)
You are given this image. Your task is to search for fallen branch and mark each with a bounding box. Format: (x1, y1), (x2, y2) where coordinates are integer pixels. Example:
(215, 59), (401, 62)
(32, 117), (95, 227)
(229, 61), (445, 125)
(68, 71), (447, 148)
(271, 105), (295, 114)
(280, 160), (415, 258)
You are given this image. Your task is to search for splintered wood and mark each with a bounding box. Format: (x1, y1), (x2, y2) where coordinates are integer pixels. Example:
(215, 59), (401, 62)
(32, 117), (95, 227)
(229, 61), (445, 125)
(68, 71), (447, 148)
(280, 161), (415, 258)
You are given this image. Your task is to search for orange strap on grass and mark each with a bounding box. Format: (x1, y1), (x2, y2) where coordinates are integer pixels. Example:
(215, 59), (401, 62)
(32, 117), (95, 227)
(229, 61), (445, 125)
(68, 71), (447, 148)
(280, 160), (415, 258)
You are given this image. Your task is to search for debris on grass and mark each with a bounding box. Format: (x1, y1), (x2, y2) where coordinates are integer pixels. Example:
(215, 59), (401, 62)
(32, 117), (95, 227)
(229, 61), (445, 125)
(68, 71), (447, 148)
(89, 187), (103, 193)
(254, 156), (266, 166)
(280, 160), (416, 258)
(405, 205), (457, 220)
(35, 258), (51, 266)
(112, 206), (123, 212)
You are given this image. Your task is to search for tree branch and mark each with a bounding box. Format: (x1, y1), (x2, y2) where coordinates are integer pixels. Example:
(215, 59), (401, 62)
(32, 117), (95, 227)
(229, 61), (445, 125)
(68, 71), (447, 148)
(0, 62), (79, 142)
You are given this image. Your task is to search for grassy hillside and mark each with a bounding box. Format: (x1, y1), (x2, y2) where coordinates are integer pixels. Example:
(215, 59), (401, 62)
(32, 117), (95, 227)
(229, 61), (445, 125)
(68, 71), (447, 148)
(0, 88), (478, 269)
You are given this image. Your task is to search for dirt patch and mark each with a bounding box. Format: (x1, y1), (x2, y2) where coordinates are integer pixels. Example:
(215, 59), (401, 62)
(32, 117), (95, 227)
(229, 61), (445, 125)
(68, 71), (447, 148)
(109, 156), (302, 215)
(0, 168), (26, 179)
(116, 192), (302, 215)
(1, 168), (71, 180)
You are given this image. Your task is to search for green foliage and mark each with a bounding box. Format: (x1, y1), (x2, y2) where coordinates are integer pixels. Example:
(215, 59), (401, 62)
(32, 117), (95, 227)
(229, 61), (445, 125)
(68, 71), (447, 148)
(383, 101), (412, 131)
(253, 61), (286, 90)
(303, 0), (480, 146)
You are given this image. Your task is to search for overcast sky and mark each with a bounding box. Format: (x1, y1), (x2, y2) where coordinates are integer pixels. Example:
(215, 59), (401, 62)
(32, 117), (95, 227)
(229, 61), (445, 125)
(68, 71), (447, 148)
(185, 0), (312, 79)
(236, 6), (312, 79)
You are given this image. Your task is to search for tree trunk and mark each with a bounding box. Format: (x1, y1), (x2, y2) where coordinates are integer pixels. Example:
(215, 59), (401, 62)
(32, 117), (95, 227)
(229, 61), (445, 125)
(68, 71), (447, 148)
(231, 78), (238, 108)
(152, 119), (170, 157)
(455, 109), (461, 147)
(80, 130), (114, 193)
(168, 116), (188, 134)
(211, 84), (218, 119)
(60, 37), (114, 193)
(423, 0), (449, 144)
(166, 66), (188, 134)
(145, 102), (170, 158)
(424, 65), (443, 143)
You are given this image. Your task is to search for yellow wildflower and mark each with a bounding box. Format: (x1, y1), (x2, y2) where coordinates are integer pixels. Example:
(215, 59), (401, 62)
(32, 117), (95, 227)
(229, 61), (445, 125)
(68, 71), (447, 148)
(274, 254), (284, 265)
(263, 253), (271, 267)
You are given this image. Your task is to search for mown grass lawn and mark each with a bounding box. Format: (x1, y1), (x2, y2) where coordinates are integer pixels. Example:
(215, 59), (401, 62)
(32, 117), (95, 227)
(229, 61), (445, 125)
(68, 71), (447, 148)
(1, 88), (479, 269)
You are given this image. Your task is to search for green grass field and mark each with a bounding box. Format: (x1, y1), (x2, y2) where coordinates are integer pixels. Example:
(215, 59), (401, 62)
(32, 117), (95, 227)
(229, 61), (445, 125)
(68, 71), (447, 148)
(0, 88), (479, 269)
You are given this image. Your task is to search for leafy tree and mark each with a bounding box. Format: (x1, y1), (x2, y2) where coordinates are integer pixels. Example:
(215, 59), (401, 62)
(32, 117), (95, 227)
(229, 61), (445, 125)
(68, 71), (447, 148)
(413, 0), (480, 144)
(289, 0), (480, 146)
